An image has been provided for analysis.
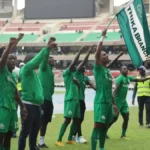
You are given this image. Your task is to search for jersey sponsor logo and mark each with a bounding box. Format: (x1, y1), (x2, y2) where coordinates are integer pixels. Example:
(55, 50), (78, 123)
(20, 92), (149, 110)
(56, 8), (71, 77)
(68, 110), (72, 116)
(101, 115), (106, 120)
(0, 123), (4, 129)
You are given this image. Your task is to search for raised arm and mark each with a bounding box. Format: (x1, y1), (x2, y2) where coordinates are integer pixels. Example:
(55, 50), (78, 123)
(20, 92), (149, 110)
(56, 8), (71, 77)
(107, 51), (124, 68)
(25, 42), (56, 71)
(40, 51), (50, 71)
(133, 77), (150, 82)
(95, 29), (107, 65)
(68, 46), (84, 71)
(40, 37), (56, 71)
(13, 33), (24, 48)
(132, 83), (137, 105)
(0, 38), (16, 69)
(77, 45), (96, 71)
(0, 33), (24, 69)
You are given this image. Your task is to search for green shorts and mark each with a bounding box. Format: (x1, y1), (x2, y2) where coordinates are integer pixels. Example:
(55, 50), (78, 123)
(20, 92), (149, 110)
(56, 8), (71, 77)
(94, 103), (113, 124)
(0, 108), (18, 133)
(115, 100), (129, 114)
(64, 99), (80, 119)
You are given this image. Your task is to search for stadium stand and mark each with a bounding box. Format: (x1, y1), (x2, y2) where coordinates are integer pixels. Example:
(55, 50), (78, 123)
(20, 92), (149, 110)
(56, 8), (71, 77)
(0, 16), (123, 43)
(0, 34), (38, 42)
(83, 32), (121, 42)
(42, 32), (83, 42)
(5, 22), (46, 32)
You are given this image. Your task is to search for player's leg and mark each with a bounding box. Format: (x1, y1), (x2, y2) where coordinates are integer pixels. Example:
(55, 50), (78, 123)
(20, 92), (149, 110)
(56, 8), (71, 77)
(3, 131), (12, 150)
(67, 118), (80, 144)
(145, 100), (150, 128)
(38, 100), (54, 148)
(3, 110), (18, 150)
(56, 100), (72, 146)
(67, 100), (80, 144)
(106, 115), (119, 139)
(120, 102), (129, 138)
(18, 104), (34, 150)
(121, 113), (129, 138)
(56, 117), (71, 146)
(91, 122), (107, 150)
(0, 108), (11, 150)
(106, 104), (120, 138)
(74, 100), (86, 143)
(12, 104), (18, 138)
(29, 106), (41, 150)
(0, 134), (5, 150)
(91, 103), (111, 150)
(137, 97), (145, 126)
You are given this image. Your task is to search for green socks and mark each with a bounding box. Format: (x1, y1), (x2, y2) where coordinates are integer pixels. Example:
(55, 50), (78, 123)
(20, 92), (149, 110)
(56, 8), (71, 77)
(91, 128), (100, 150)
(121, 129), (126, 137)
(57, 123), (68, 141)
(99, 128), (107, 150)
(68, 123), (76, 141)
(0, 145), (3, 150)
(0, 146), (10, 150)
(3, 148), (10, 150)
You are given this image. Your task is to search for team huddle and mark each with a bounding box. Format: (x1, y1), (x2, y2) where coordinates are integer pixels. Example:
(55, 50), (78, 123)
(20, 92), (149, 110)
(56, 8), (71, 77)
(0, 30), (150, 150)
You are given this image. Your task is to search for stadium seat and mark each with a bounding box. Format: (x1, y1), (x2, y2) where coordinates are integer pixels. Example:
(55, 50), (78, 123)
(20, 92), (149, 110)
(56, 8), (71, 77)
(5, 23), (46, 32)
(42, 33), (83, 42)
(0, 34), (38, 42)
(60, 21), (98, 26)
(83, 32), (121, 42)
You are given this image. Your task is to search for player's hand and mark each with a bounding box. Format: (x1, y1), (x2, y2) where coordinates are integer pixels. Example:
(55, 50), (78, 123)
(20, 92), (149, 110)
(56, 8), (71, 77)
(18, 33), (24, 40)
(102, 29), (107, 37)
(79, 46), (86, 52)
(112, 104), (118, 116)
(119, 51), (124, 56)
(89, 44), (97, 52)
(21, 107), (28, 120)
(9, 38), (17, 45)
(132, 99), (135, 105)
(47, 41), (57, 49)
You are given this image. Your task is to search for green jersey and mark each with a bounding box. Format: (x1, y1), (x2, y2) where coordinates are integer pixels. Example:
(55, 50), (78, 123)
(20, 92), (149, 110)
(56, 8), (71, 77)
(38, 53), (54, 101)
(93, 64), (113, 103)
(74, 71), (90, 100)
(20, 47), (49, 105)
(115, 75), (135, 103)
(0, 67), (17, 110)
(63, 68), (79, 101)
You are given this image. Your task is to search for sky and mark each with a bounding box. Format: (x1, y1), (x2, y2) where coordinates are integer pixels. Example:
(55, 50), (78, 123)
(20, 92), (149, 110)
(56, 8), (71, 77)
(13, 0), (131, 10)
(114, 0), (130, 6)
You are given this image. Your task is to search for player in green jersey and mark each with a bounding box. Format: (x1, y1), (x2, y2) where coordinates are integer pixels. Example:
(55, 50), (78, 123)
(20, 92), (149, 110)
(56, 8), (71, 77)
(91, 29), (125, 150)
(38, 37), (56, 148)
(18, 40), (56, 150)
(107, 65), (150, 139)
(0, 35), (27, 150)
(56, 47), (85, 147)
(73, 45), (96, 143)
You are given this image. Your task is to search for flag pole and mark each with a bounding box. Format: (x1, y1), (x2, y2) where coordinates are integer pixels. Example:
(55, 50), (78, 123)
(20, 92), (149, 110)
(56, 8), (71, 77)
(106, 15), (116, 30)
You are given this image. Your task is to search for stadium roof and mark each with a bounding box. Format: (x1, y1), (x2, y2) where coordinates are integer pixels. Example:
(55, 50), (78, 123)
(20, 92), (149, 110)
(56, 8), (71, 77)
(13, 0), (131, 10)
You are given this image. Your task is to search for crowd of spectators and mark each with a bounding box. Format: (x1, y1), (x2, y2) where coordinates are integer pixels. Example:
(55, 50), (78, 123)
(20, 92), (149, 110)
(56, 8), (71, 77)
(13, 45), (128, 56)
